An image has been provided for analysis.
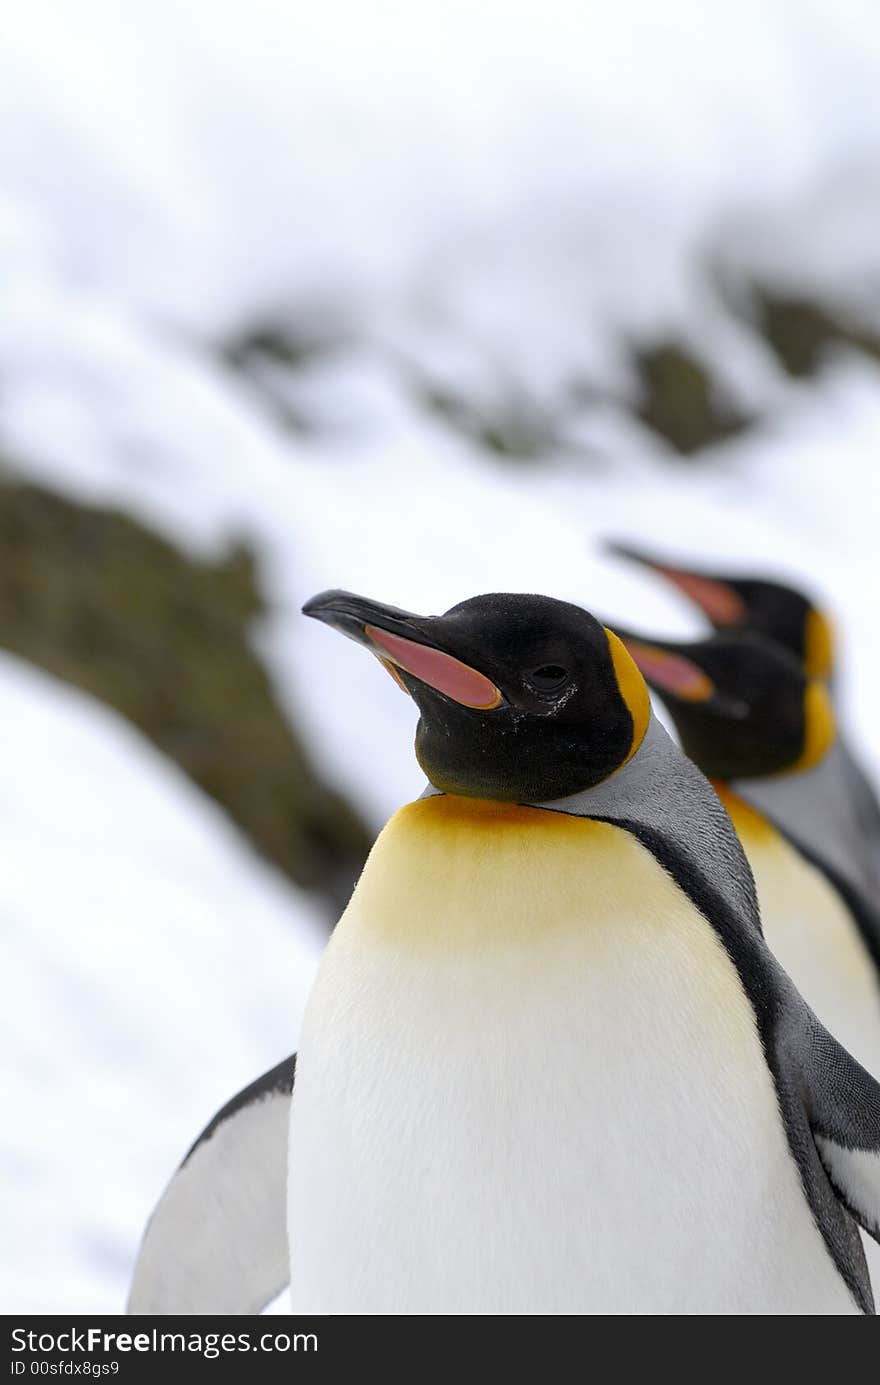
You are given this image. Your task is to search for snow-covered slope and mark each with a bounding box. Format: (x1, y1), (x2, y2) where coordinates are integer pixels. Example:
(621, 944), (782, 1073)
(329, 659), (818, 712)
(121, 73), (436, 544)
(0, 655), (323, 1312)
(3, 0), (880, 410)
(4, 1), (880, 328)
(5, 286), (880, 821)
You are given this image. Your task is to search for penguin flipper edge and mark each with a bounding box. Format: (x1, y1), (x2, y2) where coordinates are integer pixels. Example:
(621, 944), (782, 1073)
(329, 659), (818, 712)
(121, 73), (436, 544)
(804, 1024), (880, 1244)
(128, 1054), (296, 1315)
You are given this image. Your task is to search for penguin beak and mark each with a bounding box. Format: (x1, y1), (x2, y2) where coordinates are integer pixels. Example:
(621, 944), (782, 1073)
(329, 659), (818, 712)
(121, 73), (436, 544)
(303, 589), (504, 711)
(303, 589), (424, 647)
(605, 540), (746, 628)
(609, 623), (717, 704)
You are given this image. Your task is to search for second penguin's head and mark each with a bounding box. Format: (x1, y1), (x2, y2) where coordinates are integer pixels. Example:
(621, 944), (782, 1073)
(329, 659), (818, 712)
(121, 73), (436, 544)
(607, 540), (836, 682)
(304, 589), (650, 802)
(613, 625), (836, 782)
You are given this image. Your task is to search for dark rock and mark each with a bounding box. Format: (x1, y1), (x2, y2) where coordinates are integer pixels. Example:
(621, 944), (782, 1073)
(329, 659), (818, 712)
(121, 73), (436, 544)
(0, 474), (372, 917)
(634, 343), (750, 456)
(754, 290), (880, 378)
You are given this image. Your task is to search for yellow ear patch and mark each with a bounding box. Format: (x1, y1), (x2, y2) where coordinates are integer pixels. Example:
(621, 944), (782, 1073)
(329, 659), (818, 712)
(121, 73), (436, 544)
(804, 607), (835, 681)
(791, 680), (836, 772)
(604, 629), (651, 768)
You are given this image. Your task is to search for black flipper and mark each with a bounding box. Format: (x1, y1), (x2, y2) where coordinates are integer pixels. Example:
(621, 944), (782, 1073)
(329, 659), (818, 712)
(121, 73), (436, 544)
(128, 1055), (296, 1315)
(802, 1023), (880, 1244)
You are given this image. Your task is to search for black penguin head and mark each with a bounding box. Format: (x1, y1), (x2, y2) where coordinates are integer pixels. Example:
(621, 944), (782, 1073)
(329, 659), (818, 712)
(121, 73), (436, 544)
(612, 624), (836, 782)
(607, 540), (835, 681)
(303, 589), (651, 801)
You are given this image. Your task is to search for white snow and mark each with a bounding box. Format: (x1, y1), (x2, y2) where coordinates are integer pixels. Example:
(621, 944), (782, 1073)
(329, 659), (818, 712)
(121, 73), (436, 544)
(3, 0), (880, 1314)
(0, 656), (323, 1312)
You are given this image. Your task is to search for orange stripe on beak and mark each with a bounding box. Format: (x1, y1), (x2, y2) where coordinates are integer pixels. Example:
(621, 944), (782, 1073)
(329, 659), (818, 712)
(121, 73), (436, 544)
(378, 658), (410, 693)
(366, 626), (503, 710)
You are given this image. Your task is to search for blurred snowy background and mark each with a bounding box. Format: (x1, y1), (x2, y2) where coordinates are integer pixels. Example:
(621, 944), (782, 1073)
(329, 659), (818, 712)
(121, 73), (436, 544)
(3, 0), (880, 1312)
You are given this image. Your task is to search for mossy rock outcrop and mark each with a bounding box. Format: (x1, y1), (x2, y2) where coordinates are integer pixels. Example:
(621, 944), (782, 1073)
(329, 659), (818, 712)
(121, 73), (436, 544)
(634, 343), (750, 456)
(414, 380), (557, 461)
(753, 291), (880, 379)
(0, 475), (371, 914)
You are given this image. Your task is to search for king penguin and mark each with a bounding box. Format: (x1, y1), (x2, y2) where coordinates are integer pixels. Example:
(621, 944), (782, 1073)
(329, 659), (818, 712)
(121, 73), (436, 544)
(130, 590), (880, 1316)
(608, 540), (880, 897)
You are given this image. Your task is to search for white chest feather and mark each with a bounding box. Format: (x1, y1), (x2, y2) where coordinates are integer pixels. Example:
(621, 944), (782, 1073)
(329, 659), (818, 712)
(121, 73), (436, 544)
(288, 797), (856, 1315)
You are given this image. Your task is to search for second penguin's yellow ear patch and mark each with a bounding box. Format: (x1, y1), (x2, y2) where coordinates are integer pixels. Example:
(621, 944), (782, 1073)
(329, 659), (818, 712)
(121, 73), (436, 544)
(791, 680), (837, 772)
(604, 629), (651, 768)
(803, 607), (835, 682)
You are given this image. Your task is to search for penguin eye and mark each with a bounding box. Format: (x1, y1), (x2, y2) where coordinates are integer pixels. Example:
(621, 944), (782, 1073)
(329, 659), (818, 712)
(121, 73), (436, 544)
(527, 664), (570, 693)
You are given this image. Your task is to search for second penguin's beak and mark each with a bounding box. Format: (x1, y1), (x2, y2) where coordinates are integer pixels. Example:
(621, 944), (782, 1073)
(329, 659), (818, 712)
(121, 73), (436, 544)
(606, 540), (747, 628)
(608, 622), (717, 704)
(303, 589), (504, 710)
